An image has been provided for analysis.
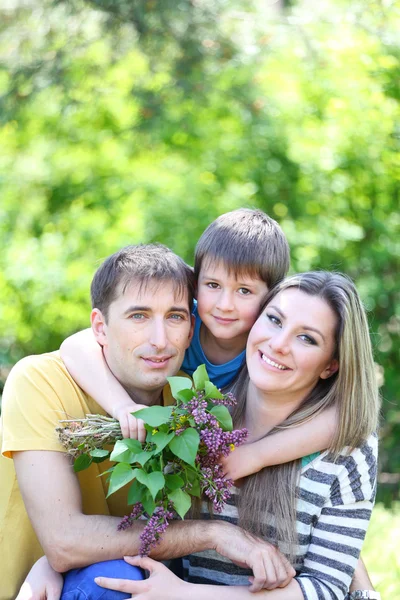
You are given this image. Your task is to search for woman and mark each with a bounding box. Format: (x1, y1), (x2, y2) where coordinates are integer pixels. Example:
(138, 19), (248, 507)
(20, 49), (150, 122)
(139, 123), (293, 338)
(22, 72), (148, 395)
(94, 271), (379, 599)
(18, 271), (379, 599)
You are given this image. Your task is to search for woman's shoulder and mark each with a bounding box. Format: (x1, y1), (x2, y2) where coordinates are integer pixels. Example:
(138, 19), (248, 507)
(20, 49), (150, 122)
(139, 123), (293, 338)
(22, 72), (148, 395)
(303, 433), (378, 470)
(300, 434), (378, 505)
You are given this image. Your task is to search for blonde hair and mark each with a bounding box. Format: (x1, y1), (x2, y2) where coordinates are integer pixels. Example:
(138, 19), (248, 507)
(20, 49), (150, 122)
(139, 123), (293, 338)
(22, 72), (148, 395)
(231, 271), (380, 563)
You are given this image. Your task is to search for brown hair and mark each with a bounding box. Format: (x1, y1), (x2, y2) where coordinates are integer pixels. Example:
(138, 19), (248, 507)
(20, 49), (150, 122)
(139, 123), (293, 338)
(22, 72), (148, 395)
(91, 244), (195, 321)
(231, 271), (380, 563)
(194, 209), (290, 288)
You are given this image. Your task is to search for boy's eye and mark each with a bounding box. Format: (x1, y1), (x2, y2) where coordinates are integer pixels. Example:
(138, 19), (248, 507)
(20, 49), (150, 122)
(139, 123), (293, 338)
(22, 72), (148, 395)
(299, 334), (317, 345)
(267, 313), (281, 327)
(238, 287), (251, 296)
(206, 282), (220, 289)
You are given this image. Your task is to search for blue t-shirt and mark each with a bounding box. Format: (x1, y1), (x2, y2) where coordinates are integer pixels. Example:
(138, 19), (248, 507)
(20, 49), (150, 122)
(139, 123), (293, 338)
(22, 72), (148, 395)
(182, 302), (246, 389)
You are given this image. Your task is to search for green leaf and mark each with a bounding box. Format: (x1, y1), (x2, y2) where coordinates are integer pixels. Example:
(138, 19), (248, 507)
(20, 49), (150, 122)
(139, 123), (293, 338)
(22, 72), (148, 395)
(175, 388), (195, 403)
(150, 431), (175, 452)
(73, 453), (92, 472)
(165, 474), (184, 491)
(168, 488), (192, 519)
(187, 478), (201, 498)
(167, 376), (193, 400)
(210, 405), (233, 431)
(193, 364), (209, 390)
(110, 440), (137, 463)
(133, 406), (173, 427)
(169, 428), (200, 466)
(107, 463), (136, 497)
(122, 439), (143, 453)
(132, 451), (154, 467)
(127, 479), (145, 505)
(142, 491), (156, 517)
(204, 380), (224, 399)
(89, 448), (110, 458)
(135, 469), (165, 500)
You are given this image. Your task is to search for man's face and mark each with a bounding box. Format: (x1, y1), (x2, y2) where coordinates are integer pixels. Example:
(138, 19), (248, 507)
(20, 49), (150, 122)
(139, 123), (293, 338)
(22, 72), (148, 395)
(91, 279), (194, 400)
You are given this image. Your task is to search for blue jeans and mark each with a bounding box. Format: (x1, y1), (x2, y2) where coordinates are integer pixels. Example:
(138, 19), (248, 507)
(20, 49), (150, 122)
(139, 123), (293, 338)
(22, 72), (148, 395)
(61, 559), (145, 600)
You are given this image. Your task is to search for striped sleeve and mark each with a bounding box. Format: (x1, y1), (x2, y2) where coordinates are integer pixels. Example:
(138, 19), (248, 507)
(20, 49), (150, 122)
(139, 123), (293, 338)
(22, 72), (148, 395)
(296, 435), (378, 600)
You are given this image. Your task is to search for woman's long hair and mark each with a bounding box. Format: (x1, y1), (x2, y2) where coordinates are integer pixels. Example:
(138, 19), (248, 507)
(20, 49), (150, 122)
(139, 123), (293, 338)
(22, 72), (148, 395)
(231, 271), (380, 564)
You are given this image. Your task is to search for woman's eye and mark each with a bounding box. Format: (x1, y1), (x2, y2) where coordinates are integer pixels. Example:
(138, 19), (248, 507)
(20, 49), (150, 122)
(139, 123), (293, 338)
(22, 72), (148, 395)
(267, 314), (281, 326)
(238, 288), (251, 296)
(299, 334), (316, 345)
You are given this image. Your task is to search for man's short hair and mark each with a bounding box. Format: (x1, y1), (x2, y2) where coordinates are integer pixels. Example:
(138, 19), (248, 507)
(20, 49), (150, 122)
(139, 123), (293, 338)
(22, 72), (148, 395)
(91, 244), (195, 321)
(194, 208), (290, 288)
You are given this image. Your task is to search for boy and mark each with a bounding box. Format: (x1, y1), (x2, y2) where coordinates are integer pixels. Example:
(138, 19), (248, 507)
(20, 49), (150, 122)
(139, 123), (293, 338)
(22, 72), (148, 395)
(60, 208), (337, 480)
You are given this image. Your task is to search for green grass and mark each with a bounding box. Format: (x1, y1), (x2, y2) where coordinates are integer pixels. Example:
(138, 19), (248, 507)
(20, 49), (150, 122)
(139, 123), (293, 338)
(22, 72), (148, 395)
(362, 502), (400, 596)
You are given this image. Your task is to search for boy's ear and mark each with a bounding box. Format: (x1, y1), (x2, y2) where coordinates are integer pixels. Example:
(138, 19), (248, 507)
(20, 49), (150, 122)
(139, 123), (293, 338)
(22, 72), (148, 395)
(91, 308), (107, 347)
(320, 359), (339, 380)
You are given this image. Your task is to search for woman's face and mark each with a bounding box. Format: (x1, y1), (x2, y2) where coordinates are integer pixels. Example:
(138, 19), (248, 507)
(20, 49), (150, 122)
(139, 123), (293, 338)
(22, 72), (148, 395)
(246, 287), (339, 403)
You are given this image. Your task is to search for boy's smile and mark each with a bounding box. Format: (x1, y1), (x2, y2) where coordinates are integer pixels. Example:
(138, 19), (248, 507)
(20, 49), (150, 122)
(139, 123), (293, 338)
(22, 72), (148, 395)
(197, 260), (268, 356)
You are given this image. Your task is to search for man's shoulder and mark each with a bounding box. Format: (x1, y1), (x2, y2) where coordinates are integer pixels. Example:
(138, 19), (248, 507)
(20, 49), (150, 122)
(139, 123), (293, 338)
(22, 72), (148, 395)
(6, 351), (65, 384)
(3, 351), (79, 404)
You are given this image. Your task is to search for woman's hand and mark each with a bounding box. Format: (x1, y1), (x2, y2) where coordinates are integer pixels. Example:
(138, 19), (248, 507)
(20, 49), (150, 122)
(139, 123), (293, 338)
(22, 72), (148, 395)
(95, 556), (188, 600)
(15, 556), (63, 600)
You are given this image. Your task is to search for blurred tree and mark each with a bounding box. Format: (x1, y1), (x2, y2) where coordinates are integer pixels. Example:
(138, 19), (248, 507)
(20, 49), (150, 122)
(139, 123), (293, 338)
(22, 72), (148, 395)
(0, 0), (399, 493)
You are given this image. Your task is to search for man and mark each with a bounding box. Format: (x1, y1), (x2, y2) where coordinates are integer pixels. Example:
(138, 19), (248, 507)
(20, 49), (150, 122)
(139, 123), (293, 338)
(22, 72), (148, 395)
(0, 244), (196, 599)
(1, 243), (291, 600)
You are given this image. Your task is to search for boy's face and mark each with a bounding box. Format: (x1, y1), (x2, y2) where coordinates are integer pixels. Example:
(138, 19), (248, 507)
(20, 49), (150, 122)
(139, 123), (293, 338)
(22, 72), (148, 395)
(197, 260), (268, 349)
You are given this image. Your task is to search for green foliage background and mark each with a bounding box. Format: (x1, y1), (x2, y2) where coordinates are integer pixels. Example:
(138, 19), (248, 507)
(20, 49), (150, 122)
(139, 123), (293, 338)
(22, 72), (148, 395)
(0, 0), (399, 507)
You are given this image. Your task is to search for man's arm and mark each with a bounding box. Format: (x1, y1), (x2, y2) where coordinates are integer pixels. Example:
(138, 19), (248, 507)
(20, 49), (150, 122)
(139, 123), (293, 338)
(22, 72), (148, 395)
(14, 449), (293, 592)
(14, 449), (208, 572)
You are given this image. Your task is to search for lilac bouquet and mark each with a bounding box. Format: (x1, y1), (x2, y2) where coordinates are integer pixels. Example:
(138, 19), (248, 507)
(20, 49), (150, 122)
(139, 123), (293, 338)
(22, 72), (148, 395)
(57, 365), (248, 555)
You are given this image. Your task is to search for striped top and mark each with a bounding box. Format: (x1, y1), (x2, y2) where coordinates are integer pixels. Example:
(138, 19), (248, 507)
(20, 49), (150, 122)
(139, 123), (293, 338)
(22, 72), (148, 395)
(183, 434), (378, 600)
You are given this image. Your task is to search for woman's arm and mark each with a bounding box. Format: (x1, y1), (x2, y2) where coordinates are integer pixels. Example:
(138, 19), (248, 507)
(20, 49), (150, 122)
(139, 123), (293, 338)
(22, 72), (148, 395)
(60, 329), (146, 439)
(222, 406), (337, 480)
(295, 435), (378, 600)
(95, 556), (304, 600)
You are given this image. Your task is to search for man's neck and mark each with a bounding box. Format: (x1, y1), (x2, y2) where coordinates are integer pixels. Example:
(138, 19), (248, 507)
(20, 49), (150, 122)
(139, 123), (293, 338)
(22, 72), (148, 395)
(124, 385), (164, 407)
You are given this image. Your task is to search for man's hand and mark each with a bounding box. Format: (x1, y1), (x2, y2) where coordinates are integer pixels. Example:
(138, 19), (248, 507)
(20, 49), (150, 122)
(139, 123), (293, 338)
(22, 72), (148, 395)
(213, 521), (296, 592)
(112, 403), (147, 441)
(95, 556), (188, 600)
(15, 556), (63, 600)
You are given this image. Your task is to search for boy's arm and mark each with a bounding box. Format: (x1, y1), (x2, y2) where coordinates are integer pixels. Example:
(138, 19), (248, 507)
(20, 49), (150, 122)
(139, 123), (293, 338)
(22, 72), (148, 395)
(222, 406), (337, 480)
(60, 329), (145, 440)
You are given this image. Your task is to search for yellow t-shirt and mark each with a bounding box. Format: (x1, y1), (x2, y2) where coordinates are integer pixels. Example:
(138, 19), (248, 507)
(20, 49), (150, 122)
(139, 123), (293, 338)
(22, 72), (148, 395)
(0, 351), (179, 600)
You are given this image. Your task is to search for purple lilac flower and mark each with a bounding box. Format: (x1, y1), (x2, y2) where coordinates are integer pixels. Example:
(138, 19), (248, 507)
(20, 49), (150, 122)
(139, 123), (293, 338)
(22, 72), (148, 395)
(118, 502), (145, 531)
(139, 504), (175, 556)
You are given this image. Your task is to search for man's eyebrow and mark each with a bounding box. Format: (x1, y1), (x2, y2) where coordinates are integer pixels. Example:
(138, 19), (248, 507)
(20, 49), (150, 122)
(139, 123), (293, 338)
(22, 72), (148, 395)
(169, 306), (190, 317)
(123, 305), (190, 317)
(268, 305), (326, 341)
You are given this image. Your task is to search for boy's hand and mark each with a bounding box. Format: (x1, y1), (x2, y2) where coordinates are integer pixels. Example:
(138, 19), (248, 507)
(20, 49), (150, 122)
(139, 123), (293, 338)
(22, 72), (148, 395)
(15, 556), (63, 600)
(221, 444), (261, 481)
(112, 403), (147, 442)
